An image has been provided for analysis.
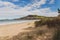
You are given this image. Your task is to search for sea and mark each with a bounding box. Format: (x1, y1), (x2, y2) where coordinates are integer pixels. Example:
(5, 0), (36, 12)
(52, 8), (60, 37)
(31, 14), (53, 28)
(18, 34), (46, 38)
(0, 20), (39, 25)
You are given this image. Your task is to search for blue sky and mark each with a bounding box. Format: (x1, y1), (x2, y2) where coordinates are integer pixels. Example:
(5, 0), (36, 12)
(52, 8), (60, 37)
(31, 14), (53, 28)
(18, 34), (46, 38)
(0, 0), (59, 19)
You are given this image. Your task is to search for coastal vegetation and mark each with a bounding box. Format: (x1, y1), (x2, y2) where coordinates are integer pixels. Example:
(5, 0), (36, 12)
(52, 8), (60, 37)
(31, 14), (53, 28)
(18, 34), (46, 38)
(0, 15), (60, 40)
(1, 16), (59, 40)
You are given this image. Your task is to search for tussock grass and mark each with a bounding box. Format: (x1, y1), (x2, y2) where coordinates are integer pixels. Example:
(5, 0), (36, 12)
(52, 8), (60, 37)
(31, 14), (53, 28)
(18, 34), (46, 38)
(35, 17), (60, 40)
(1, 17), (60, 40)
(8, 29), (45, 40)
(35, 17), (60, 28)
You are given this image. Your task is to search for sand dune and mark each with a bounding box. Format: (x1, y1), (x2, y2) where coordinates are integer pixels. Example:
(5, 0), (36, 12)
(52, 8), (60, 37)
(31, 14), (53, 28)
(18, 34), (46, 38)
(0, 21), (35, 37)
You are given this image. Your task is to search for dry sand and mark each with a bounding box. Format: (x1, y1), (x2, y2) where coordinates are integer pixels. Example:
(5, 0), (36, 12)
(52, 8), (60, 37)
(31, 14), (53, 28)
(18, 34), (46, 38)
(0, 21), (35, 37)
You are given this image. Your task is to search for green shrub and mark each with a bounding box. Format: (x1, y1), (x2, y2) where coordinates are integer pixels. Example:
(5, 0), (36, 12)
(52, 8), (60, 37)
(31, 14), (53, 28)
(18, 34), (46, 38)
(35, 17), (60, 28)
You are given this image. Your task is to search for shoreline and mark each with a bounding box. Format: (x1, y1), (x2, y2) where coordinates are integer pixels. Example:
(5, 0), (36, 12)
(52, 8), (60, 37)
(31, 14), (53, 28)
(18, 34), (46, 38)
(0, 20), (39, 25)
(0, 21), (36, 37)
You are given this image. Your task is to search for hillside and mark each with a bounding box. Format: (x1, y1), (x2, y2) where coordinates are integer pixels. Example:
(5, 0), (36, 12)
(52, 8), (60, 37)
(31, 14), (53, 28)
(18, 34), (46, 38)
(14, 15), (47, 20)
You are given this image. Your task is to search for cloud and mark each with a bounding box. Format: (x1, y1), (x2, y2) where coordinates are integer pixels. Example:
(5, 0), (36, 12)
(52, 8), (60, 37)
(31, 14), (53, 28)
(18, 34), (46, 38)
(0, 0), (20, 2)
(25, 0), (47, 9)
(0, 1), (20, 8)
(12, 0), (19, 2)
(49, 0), (55, 4)
(0, 0), (57, 19)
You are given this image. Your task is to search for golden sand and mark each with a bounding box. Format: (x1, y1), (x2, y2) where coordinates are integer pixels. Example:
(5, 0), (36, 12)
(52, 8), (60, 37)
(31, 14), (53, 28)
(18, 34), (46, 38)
(0, 21), (35, 37)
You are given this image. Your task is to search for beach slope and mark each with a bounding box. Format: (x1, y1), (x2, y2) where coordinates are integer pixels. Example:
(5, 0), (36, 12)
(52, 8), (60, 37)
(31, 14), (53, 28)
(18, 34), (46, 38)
(0, 21), (35, 37)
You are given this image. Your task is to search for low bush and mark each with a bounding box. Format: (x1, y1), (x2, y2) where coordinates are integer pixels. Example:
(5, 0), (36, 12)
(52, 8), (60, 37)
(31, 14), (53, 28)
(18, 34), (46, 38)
(35, 17), (60, 28)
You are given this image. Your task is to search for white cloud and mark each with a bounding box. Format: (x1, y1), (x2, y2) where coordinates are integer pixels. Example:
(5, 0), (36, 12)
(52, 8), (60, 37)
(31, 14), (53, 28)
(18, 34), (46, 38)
(49, 0), (55, 4)
(24, 0), (47, 10)
(0, 0), (57, 19)
(0, 1), (20, 8)
(12, 0), (19, 2)
(0, 0), (20, 2)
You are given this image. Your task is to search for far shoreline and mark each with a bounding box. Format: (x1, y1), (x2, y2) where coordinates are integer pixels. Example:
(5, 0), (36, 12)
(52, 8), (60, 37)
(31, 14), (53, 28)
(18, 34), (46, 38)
(0, 20), (40, 25)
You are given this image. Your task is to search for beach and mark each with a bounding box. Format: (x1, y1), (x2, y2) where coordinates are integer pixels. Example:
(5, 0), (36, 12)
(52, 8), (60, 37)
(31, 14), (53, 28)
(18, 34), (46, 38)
(0, 20), (35, 37)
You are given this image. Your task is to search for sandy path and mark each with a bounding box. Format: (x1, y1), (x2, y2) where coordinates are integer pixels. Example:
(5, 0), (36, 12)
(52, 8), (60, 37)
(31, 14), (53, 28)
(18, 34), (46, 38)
(0, 21), (35, 37)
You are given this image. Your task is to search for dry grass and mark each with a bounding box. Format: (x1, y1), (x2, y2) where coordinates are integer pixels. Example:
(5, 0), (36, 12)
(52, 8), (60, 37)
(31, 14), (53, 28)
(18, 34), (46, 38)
(0, 17), (60, 40)
(35, 17), (60, 40)
(7, 25), (55, 40)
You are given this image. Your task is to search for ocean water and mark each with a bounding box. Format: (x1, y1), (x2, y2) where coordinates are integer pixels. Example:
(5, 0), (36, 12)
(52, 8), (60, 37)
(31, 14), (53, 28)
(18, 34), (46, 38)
(0, 20), (37, 25)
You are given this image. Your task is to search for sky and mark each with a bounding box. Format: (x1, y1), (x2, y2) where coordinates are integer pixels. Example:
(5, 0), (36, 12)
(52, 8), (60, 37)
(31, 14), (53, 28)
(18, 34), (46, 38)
(0, 0), (60, 19)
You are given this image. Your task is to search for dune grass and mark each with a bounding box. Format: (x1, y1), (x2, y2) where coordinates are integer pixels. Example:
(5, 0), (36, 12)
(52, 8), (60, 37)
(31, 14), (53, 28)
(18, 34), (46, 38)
(0, 16), (60, 40)
(35, 17), (60, 40)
